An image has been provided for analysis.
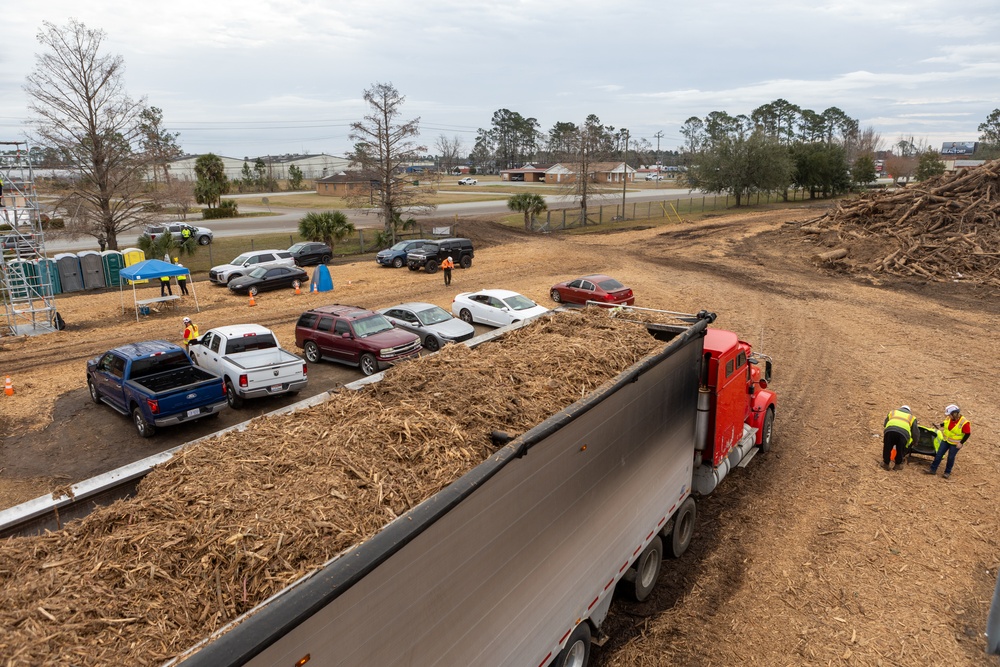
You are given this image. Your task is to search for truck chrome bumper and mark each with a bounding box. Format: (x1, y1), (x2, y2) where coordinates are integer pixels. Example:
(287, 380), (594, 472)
(240, 379), (308, 400)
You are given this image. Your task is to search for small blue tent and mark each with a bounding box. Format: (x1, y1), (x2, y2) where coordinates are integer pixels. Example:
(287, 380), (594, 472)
(311, 264), (334, 292)
(119, 259), (198, 321)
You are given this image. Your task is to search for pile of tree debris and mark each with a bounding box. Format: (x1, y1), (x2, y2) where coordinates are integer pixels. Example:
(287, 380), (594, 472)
(0, 308), (664, 666)
(796, 159), (1000, 285)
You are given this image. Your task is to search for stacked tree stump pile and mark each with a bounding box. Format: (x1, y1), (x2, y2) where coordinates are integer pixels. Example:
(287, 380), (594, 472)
(797, 159), (1000, 285)
(0, 308), (663, 666)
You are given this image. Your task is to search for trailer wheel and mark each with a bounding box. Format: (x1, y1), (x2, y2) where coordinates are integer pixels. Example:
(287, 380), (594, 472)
(225, 379), (244, 409)
(760, 407), (775, 452)
(132, 406), (156, 438)
(626, 536), (663, 602)
(667, 497), (696, 558)
(552, 621), (591, 667)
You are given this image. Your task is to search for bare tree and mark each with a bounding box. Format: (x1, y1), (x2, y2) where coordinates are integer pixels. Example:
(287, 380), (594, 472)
(24, 20), (155, 249)
(139, 106), (182, 186)
(435, 134), (465, 173)
(346, 82), (432, 241)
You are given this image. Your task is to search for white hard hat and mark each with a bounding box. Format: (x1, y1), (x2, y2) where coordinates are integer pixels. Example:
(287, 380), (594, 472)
(945, 404), (960, 415)
(183, 317), (191, 323)
(900, 405), (911, 413)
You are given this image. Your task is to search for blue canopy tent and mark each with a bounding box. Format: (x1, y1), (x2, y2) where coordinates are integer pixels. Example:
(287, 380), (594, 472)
(119, 259), (199, 321)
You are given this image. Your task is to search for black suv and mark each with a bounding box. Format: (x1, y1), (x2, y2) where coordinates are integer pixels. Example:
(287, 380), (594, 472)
(406, 238), (474, 274)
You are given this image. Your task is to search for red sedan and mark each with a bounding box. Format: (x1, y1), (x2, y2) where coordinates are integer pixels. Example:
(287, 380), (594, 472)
(549, 274), (635, 306)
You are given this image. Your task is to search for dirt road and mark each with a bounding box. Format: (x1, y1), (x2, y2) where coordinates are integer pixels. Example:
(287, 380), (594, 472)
(1, 208), (997, 665)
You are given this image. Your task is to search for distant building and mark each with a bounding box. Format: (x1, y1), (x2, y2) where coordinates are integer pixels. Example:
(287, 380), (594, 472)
(163, 153), (350, 182)
(315, 171), (370, 196)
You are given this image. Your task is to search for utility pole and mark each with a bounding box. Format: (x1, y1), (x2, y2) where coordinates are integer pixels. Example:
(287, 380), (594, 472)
(653, 130), (664, 188)
(621, 129), (629, 220)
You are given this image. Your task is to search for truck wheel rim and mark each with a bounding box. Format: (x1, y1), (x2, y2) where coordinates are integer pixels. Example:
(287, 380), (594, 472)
(566, 641), (586, 667)
(639, 549), (659, 587)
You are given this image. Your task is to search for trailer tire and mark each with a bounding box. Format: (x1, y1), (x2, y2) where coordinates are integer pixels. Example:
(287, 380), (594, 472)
(760, 407), (775, 452)
(552, 621), (591, 667)
(625, 536), (663, 602)
(667, 497), (696, 558)
(225, 378), (244, 409)
(132, 406), (156, 438)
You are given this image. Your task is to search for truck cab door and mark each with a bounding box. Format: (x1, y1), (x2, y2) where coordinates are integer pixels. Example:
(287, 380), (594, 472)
(99, 353), (128, 412)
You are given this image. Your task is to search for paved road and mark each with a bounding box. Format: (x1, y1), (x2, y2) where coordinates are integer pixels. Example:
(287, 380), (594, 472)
(43, 186), (703, 253)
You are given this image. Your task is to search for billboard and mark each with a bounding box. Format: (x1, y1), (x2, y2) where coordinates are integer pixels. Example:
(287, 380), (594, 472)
(940, 141), (977, 156)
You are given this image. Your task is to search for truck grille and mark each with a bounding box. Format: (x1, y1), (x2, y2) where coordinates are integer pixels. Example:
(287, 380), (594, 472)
(384, 338), (422, 359)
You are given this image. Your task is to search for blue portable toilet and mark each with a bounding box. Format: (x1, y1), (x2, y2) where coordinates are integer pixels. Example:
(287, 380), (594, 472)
(310, 264), (334, 292)
(78, 250), (106, 289)
(36, 257), (62, 294)
(101, 250), (125, 287)
(54, 253), (84, 292)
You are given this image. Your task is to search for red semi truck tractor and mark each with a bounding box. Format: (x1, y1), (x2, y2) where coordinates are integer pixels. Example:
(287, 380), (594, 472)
(0, 307), (776, 667)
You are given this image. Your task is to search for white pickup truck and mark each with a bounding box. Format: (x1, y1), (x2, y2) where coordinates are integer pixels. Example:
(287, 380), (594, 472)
(187, 324), (308, 408)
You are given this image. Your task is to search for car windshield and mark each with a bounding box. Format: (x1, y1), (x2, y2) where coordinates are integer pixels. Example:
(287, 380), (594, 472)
(597, 278), (625, 291)
(288, 243), (307, 253)
(353, 314), (394, 337)
(248, 267), (268, 278)
(503, 295), (538, 311)
(231, 253), (252, 265)
(416, 306), (452, 325)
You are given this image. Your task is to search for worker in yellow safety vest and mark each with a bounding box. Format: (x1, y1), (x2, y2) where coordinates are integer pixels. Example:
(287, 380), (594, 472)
(882, 405), (917, 471)
(927, 404), (971, 479)
(159, 274), (173, 297)
(182, 317), (199, 349)
(174, 257), (189, 296)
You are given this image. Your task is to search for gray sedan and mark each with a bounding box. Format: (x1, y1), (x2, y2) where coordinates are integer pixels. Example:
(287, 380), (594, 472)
(378, 302), (476, 352)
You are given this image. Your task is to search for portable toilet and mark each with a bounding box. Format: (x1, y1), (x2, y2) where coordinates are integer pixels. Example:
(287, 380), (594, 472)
(54, 253), (84, 292)
(310, 264), (334, 292)
(6, 259), (34, 299)
(35, 257), (62, 295)
(121, 247), (147, 285)
(78, 250), (106, 290)
(101, 249), (125, 287)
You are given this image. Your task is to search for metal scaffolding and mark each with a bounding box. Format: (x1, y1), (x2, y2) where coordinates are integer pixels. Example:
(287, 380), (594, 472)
(1, 140), (58, 336)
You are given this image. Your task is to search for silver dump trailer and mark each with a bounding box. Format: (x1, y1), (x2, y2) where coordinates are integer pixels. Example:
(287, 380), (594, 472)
(2, 310), (733, 667)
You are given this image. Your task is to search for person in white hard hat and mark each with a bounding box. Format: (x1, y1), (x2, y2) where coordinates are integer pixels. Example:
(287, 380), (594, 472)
(927, 404), (971, 479)
(882, 405), (917, 471)
(181, 317), (199, 349)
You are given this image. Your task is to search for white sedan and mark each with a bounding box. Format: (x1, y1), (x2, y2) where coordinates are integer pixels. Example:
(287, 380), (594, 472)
(457, 177), (478, 185)
(451, 289), (549, 328)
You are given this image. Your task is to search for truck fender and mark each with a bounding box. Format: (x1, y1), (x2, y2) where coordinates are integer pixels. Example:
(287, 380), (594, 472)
(749, 390), (776, 445)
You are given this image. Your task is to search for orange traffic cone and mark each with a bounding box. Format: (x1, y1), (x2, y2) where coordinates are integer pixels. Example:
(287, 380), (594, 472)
(4, 376), (13, 396)
(294, 281), (301, 295)
(248, 292), (257, 307)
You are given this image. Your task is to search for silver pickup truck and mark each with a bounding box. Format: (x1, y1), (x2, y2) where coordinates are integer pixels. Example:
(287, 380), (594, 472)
(187, 324), (308, 408)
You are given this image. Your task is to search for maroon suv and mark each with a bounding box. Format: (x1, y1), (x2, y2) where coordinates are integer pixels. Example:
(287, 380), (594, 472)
(294, 305), (422, 376)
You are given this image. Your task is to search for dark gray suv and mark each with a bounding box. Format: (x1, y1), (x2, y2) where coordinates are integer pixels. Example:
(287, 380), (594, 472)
(406, 238), (474, 274)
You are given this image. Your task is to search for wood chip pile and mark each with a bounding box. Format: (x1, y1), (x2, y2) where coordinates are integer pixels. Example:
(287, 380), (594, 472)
(0, 309), (663, 666)
(798, 159), (1000, 285)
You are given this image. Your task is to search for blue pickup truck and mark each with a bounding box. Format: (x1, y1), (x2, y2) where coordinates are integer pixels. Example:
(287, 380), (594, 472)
(86, 340), (228, 437)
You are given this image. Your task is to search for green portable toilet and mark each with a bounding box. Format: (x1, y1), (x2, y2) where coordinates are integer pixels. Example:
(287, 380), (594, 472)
(35, 257), (61, 295)
(7, 259), (34, 299)
(121, 247), (147, 284)
(101, 249), (124, 287)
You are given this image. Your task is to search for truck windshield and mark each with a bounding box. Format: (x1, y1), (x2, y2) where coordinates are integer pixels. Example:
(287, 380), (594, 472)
(130, 351), (191, 379)
(353, 315), (394, 337)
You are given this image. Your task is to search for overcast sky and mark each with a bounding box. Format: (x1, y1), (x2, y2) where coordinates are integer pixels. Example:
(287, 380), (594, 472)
(1, 1), (997, 160)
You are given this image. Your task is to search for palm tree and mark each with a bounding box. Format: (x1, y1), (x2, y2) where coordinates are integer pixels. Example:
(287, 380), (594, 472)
(507, 193), (547, 231)
(299, 211), (356, 253)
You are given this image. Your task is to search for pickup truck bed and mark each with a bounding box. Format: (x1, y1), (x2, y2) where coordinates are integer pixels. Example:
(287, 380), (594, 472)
(130, 366), (218, 395)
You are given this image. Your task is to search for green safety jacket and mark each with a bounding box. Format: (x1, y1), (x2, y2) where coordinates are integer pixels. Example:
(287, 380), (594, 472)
(885, 409), (915, 443)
